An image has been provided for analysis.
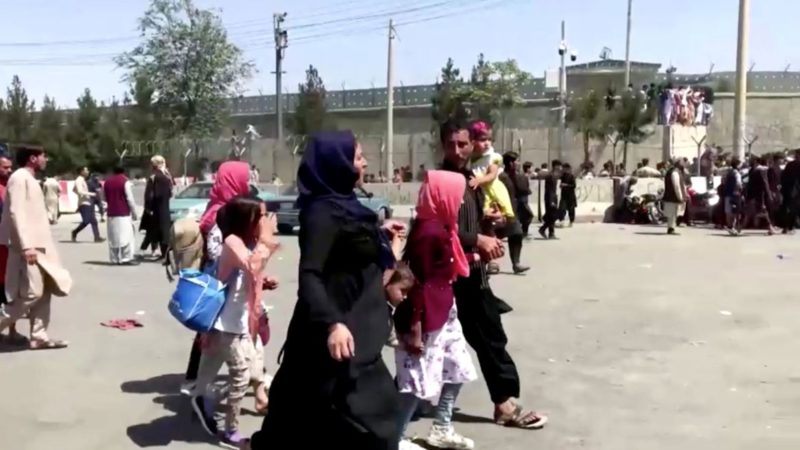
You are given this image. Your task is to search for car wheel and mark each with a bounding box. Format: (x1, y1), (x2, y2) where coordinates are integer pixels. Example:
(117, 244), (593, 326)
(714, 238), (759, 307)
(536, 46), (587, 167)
(277, 224), (294, 235)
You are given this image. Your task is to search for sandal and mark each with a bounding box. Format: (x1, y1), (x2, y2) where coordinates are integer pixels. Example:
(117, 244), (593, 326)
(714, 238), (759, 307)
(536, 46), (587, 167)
(495, 404), (548, 429)
(29, 339), (69, 350)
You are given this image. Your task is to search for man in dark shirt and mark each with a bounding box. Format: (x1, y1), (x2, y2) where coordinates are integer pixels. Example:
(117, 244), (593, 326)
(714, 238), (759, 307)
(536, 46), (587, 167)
(539, 160), (562, 239)
(498, 151), (529, 274)
(439, 119), (548, 430)
(519, 162), (535, 235)
(780, 149), (800, 233)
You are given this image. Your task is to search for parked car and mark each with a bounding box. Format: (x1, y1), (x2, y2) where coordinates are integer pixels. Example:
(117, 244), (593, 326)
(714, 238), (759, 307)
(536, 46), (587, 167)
(265, 186), (393, 235)
(169, 181), (275, 221)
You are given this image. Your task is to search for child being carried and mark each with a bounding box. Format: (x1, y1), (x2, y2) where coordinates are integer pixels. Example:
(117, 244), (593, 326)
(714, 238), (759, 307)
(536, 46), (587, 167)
(467, 121), (515, 220)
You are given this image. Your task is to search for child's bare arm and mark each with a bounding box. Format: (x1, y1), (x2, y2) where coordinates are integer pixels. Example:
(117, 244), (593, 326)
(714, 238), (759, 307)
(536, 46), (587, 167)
(469, 163), (500, 189)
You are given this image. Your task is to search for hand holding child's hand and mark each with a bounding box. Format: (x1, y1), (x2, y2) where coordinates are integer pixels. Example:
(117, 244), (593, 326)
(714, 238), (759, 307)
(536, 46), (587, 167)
(468, 177), (481, 190)
(404, 322), (425, 355)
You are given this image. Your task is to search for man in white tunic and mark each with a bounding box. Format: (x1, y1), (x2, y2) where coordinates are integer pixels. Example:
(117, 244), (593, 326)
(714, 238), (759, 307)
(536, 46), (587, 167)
(102, 167), (139, 265)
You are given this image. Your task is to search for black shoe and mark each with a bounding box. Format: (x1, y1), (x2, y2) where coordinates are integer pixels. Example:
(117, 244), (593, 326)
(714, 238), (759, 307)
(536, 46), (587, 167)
(70, 231), (77, 242)
(548, 233), (556, 240)
(538, 228), (547, 239)
(94, 237), (106, 243)
(667, 227), (676, 235)
(512, 265), (530, 274)
(191, 395), (218, 436)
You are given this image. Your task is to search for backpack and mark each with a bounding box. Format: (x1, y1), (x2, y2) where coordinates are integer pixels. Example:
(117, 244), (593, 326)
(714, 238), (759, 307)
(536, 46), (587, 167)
(168, 262), (227, 332)
(164, 218), (204, 282)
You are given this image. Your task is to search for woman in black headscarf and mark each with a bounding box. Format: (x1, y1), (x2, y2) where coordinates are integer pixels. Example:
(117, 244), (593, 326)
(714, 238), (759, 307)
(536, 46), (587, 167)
(246, 131), (402, 450)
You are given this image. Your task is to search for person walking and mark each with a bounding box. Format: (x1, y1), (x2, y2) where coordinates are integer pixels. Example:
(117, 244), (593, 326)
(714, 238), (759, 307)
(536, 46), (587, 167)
(71, 166), (104, 243)
(0, 145), (72, 350)
(780, 149), (800, 234)
(246, 131), (405, 450)
(497, 152), (529, 274)
(88, 172), (105, 223)
(103, 167), (139, 265)
(439, 119), (548, 431)
(0, 154), (24, 344)
(395, 170), (478, 450)
(182, 160), (253, 393)
(42, 176), (60, 224)
(558, 163), (577, 227)
(518, 162), (534, 236)
(723, 158), (745, 235)
(139, 156), (172, 258)
(663, 159), (686, 235)
(539, 160), (562, 239)
(743, 156), (778, 235)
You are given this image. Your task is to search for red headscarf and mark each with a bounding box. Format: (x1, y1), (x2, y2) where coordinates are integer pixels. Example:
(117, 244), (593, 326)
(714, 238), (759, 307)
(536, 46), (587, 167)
(415, 170), (470, 281)
(199, 161), (251, 234)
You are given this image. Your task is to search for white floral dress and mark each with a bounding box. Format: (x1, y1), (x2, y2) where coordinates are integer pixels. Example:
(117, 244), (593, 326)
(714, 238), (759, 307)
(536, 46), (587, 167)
(395, 304), (477, 400)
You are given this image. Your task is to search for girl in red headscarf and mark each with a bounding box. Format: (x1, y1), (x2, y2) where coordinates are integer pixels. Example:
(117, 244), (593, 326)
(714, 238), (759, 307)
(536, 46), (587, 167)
(394, 170), (478, 450)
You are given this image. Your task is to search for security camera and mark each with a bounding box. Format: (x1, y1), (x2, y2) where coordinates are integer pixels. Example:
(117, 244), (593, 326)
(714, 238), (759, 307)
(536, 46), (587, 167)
(570, 50), (578, 62)
(558, 42), (566, 56)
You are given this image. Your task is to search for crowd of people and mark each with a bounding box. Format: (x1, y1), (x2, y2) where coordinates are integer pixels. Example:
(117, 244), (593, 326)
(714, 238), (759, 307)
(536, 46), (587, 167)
(0, 119), (553, 450)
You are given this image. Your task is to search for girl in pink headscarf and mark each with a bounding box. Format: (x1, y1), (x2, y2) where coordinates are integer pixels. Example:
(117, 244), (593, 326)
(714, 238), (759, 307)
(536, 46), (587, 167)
(199, 161), (251, 235)
(394, 170), (478, 450)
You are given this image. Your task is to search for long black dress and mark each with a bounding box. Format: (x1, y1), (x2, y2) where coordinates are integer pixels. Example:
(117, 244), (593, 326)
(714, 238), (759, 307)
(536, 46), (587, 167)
(140, 172), (172, 254)
(250, 199), (399, 450)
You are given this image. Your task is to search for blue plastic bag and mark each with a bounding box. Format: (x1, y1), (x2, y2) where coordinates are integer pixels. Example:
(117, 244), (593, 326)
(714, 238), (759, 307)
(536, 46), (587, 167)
(168, 268), (227, 332)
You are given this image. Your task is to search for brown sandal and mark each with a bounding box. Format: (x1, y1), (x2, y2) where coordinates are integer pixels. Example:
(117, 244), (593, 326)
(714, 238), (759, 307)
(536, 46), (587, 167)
(495, 404), (548, 429)
(29, 339), (69, 350)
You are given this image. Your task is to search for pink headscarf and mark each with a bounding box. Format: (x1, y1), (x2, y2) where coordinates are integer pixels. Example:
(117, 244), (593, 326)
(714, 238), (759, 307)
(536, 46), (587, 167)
(199, 161), (251, 234)
(415, 170), (471, 281)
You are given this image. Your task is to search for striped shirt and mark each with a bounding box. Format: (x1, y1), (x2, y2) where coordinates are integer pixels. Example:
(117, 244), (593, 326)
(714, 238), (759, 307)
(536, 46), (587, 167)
(442, 162), (489, 289)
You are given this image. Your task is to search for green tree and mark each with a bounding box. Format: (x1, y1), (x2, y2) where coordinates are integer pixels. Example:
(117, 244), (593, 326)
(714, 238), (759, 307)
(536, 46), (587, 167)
(5, 75), (35, 142)
(127, 74), (161, 141)
(35, 96), (79, 174)
(97, 97), (129, 168)
(64, 88), (101, 169)
(115, 0), (254, 139)
(465, 55), (532, 134)
(608, 91), (656, 168)
(291, 65), (334, 137)
(566, 90), (609, 164)
(431, 58), (469, 134)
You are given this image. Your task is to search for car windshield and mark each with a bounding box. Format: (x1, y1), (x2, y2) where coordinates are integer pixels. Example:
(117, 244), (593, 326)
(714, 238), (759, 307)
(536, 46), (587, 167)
(177, 184), (212, 199)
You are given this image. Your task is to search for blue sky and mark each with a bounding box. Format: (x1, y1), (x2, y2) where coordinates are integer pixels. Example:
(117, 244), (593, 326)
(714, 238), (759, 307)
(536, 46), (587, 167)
(0, 0), (796, 107)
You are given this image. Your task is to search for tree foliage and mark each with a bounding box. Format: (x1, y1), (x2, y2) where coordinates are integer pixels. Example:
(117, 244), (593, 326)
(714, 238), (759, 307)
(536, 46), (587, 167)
(115, 0), (254, 139)
(608, 91), (656, 168)
(5, 75), (35, 142)
(466, 54), (532, 128)
(431, 58), (469, 133)
(566, 90), (609, 164)
(291, 65), (335, 137)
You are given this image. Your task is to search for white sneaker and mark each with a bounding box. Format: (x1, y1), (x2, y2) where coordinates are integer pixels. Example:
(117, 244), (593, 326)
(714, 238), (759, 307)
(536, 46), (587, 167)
(426, 424), (475, 450)
(399, 439), (426, 450)
(179, 381), (196, 396)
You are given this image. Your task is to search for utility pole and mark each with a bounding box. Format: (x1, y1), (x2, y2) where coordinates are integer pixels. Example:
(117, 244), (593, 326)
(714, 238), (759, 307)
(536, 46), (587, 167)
(624, 0), (633, 87)
(733, 0), (749, 161)
(558, 20), (567, 162)
(273, 13), (288, 149)
(386, 19), (395, 179)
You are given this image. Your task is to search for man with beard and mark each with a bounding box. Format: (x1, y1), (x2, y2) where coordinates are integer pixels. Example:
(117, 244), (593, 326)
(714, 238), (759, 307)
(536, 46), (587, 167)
(439, 119), (548, 430)
(0, 146), (72, 350)
(780, 149), (800, 233)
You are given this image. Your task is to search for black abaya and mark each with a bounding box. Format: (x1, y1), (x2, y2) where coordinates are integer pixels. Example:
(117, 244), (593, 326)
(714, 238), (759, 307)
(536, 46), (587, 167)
(250, 200), (399, 450)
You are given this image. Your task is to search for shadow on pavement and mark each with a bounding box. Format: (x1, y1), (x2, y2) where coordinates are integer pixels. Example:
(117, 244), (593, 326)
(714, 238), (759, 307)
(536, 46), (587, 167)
(452, 411), (495, 425)
(122, 374), (213, 447)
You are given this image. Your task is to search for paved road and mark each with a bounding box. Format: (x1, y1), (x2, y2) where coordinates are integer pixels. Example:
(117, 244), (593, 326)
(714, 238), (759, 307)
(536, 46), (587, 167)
(2, 220), (800, 450)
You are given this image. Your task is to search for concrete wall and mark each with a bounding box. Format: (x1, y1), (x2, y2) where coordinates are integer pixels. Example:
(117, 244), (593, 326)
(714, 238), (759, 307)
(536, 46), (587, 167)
(212, 94), (800, 183)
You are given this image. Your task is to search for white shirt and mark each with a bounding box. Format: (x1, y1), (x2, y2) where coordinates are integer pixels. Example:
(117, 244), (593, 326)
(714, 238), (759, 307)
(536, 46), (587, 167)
(214, 268), (249, 334)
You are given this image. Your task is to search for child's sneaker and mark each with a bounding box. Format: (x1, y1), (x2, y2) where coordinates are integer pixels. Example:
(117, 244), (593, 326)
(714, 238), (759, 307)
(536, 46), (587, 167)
(400, 438), (426, 450)
(426, 424), (474, 450)
(220, 429), (244, 449)
(190, 395), (218, 436)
